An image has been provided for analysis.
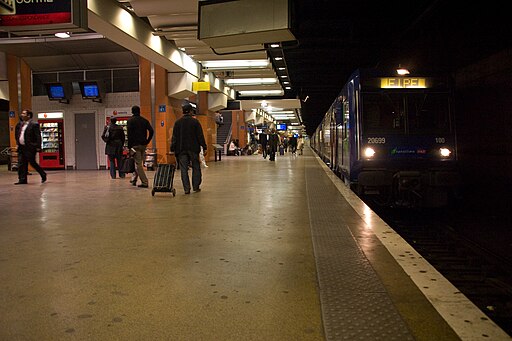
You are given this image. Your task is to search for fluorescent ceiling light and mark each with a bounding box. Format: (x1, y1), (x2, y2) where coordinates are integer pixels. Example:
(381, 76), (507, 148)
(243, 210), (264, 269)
(270, 111), (294, 114)
(239, 90), (284, 96)
(224, 78), (277, 85)
(202, 59), (269, 69)
(274, 57), (283, 61)
(270, 44), (280, 48)
(278, 67), (286, 70)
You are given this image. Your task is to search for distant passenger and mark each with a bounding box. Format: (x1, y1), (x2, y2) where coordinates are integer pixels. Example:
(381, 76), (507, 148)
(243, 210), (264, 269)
(127, 105), (154, 188)
(259, 130), (268, 159)
(268, 129), (280, 161)
(14, 109), (47, 185)
(289, 135), (298, 155)
(297, 136), (305, 155)
(102, 117), (126, 179)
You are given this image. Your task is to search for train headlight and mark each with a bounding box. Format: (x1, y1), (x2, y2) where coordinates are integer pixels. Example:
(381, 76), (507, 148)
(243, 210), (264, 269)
(364, 147), (376, 158)
(439, 148), (451, 157)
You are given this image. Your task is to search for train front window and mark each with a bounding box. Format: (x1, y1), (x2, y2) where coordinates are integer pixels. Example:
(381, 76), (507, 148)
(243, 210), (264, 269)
(362, 93), (405, 134)
(407, 93), (450, 134)
(362, 92), (450, 134)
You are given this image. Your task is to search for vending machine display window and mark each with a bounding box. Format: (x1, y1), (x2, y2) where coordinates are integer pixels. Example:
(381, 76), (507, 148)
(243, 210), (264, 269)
(38, 113), (65, 169)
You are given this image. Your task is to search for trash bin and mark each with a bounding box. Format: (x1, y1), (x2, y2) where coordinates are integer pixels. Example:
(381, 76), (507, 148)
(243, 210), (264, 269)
(144, 148), (157, 170)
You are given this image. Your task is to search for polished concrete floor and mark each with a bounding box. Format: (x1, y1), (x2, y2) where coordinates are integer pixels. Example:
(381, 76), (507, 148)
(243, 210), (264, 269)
(1, 150), (508, 341)
(0, 153), (323, 340)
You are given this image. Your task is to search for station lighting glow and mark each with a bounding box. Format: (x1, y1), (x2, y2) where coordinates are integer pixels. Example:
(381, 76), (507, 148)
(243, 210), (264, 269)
(270, 44), (280, 48)
(202, 59), (269, 69)
(224, 78), (277, 85)
(239, 90), (284, 96)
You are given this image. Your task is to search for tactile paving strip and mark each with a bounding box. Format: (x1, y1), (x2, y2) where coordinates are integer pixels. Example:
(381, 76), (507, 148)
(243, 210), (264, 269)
(305, 159), (414, 340)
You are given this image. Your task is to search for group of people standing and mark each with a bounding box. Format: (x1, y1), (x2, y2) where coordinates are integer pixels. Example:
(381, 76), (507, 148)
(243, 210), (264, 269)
(103, 102), (207, 194)
(102, 105), (154, 188)
(14, 101), (207, 196)
(258, 129), (304, 161)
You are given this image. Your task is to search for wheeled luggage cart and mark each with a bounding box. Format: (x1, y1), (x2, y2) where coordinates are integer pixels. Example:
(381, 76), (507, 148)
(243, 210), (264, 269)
(151, 163), (176, 196)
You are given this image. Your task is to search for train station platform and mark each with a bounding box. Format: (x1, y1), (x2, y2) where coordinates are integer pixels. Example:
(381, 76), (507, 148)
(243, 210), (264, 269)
(0, 148), (509, 340)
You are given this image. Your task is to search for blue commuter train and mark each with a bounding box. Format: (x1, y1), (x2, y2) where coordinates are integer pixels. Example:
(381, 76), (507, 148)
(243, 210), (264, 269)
(311, 69), (459, 207)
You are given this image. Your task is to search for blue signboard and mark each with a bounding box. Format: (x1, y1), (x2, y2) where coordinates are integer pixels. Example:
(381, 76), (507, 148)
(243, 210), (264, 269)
(159, 105), (166, 112)
(160, 121), (165, 127)
(9, 111), (15, 118)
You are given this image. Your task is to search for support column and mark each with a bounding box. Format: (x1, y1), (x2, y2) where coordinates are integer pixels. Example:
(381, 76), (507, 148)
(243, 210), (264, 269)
(7, 55), (31, 148)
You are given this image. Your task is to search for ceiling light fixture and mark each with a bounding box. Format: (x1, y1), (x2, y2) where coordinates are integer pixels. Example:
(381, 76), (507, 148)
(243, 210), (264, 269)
(396, 65), (410, 75)
(239, 90), (284, 96)
(274, 57), (283, 61)
(270, 43), (280, 48)
(224, 78), (277, 85)
(202, 59), (269, 70)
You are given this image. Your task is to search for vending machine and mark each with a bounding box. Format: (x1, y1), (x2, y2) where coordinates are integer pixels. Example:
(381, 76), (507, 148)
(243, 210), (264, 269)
(38, 112), (65, 169)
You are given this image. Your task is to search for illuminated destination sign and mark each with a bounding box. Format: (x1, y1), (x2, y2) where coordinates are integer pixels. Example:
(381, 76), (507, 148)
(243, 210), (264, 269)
(0, 0), (86, 33)
(380, 78), (427, 89)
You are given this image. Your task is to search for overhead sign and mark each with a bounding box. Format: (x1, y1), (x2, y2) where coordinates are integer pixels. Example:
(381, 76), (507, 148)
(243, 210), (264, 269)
(0, 0), (87, 33)
(192, 82), (211, 92)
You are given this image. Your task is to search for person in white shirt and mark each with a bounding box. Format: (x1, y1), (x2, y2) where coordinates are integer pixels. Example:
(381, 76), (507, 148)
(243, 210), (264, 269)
(14, 109), (47, 185)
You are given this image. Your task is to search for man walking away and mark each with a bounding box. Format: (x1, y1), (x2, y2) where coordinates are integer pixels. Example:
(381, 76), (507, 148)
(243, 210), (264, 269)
(127, 105), (154, 188)
(171, 101), (207, 194)
(14, 109), (47, 185)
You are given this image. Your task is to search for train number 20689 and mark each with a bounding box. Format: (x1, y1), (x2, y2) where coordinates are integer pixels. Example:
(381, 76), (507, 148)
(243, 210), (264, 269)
(367, 137), (386, 144)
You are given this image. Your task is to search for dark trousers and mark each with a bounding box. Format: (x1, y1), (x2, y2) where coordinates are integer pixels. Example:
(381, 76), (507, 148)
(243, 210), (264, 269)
(178, 151), (202, 192)
(261, 143), (268, 158)
(18, 145), (46, 182)
(108, 154), (125, 179)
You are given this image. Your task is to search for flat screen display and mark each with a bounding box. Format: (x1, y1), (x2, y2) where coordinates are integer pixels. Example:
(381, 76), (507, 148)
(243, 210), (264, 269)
(276, 124), (287, 131)
(79, 81), (101, 99)
(49, 84), (65, 99)
(45, 83), (67, 100)
(83, 84), (99, 97)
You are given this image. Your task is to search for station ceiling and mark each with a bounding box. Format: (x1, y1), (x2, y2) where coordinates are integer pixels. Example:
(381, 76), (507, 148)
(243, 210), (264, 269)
(1, 1), (511, 134)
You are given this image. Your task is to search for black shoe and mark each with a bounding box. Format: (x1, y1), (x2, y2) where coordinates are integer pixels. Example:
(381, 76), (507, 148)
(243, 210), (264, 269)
(14, 181), (27, 185)
(193, 188), (201, 192)
(184, 190), (190, 194)
(137, 184), (148, 188)
(130, 180), (137, 186)
(41, 174), (47, 183)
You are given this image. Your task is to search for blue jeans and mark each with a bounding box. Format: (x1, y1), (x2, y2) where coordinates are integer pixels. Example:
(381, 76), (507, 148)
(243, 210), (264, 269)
(178, 151), (202, 192)
(108, 154), (124, 179)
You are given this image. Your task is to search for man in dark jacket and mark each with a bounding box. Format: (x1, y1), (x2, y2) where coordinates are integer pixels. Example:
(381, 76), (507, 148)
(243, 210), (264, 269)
(127, 105), (154, 188)
(14, 109), (47, 184)
(171, 101), (207, 194)
(102, 117), (126, 179)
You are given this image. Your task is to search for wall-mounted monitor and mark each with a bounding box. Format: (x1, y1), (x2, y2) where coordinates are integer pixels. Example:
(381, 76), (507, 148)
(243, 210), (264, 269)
(78, 81), (101, 102)
(276, 123), (287, 131)
(45, 82), (70, 103)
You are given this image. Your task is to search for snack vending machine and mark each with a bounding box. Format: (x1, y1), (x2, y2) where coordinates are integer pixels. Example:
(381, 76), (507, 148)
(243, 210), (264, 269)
(38, 113), (65, 169)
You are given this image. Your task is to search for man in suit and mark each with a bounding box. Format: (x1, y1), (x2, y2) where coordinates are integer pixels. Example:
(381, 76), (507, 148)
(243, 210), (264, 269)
(14, 109), (47, 185)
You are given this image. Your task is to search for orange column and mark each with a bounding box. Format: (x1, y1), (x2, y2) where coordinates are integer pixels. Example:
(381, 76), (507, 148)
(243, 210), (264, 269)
(138, 56), (152, 139)
(8, 55), (31, 148)
(196, 91), (214, 162)
(230, 110), (247, 148)
(153, 64), (176, 164)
